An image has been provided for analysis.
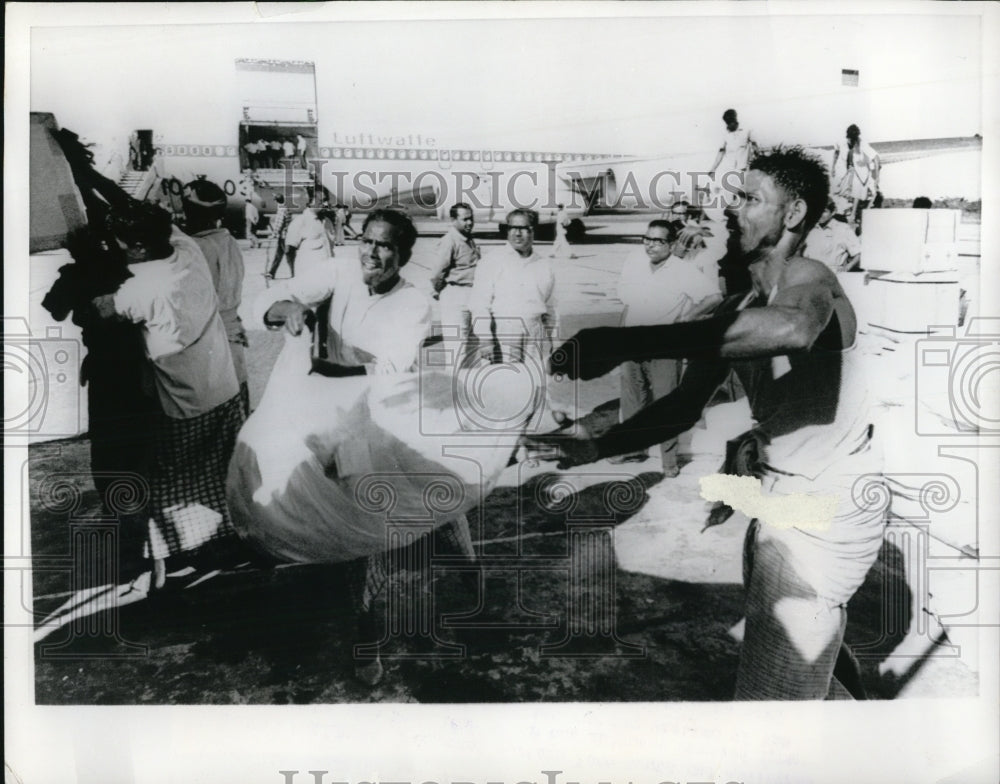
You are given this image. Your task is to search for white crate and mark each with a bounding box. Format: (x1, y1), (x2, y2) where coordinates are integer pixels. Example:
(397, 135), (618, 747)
(867, 272), (961, 333)
(861, 208), (961, 273)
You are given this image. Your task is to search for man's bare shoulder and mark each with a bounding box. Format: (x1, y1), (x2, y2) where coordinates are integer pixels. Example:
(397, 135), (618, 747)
(784, 254), (840, 288)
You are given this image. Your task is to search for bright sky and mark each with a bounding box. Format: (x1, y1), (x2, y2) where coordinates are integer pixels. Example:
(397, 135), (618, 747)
(29, 7), (984, 158)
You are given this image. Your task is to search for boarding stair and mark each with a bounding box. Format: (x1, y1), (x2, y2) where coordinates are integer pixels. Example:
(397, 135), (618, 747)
(117, 168), (160, 201)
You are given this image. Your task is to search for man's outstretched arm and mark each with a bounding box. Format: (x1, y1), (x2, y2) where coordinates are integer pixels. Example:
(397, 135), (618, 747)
(525, 359), (729, 469)
(550, 267), (835, 380)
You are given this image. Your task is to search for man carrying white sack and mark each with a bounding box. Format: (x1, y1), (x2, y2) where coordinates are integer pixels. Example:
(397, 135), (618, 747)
(240, 209), (497, 686)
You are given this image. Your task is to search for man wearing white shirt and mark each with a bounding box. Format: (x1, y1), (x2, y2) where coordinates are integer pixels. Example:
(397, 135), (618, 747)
(256, 209), (430, 374)
(614, 219), (722, 472)
(709, 109), (758, 207)
(429, 203), (481, 365)
(92, 202), (244, 588)
(468, 209), (556, 364)
(255, 209), (445, 686)
(803, 198), (861, 272)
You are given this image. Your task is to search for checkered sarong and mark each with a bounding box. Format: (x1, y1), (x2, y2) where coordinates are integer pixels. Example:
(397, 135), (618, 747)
(146, 393), (246, 559)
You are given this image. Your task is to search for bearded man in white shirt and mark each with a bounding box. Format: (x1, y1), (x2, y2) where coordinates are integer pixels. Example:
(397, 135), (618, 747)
(256, 208), (430, 375)
(254, 209), (478, 686)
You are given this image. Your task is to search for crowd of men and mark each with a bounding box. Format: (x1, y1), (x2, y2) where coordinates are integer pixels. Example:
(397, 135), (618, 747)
(49, 108), (905, 699)
(242, 133), (310, 170)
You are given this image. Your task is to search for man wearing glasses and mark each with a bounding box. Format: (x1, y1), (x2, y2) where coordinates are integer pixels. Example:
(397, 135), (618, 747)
(612, 219), (721, 471)
(468, 208), (556, 364)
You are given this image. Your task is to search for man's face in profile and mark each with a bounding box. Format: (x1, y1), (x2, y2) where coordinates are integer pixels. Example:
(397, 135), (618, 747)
(728, 170), (789, 256)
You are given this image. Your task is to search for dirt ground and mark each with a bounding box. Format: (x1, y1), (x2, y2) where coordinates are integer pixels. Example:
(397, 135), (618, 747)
(28, 229), (980, 703)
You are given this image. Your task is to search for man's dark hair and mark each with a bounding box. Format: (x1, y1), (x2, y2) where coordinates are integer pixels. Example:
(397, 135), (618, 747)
(105, 201), (174, 257)
(750, 145), (830, 233)
(846, 124), (861, 142)
(362, 208), (418, 264)
(274, 194), (285, 205)
(647, 218), (679, 242)
(182, 179), (227, 232)
(722, 109), (738, 124)
(450, 202), (473, 219)
(912, 196), (933, 209)
(506, 208), (538, 227)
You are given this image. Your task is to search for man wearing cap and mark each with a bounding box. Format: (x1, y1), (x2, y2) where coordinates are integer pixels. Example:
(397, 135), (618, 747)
(183, 179), (250, 414)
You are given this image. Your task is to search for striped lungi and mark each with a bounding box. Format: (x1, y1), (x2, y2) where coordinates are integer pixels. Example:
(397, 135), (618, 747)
(146, 393), (246, 559)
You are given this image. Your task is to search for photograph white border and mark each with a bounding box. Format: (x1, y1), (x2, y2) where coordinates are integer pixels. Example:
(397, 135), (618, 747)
(5, 3), (999, 783)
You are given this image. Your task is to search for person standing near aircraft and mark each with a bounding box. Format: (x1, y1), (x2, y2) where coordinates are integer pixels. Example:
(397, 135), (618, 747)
(429, 203), (481, 364)
(612, 219), (721, 471)
(832, 124), (880, 229)
(550, 203), (576, 259)
(243, 139), (258, 171)
(297, 134), (308, 169)
(532, 147), (884, 701)
(283, 204), (335, 277)
(332, 203), (348, 245)
(244, 198), (260, 249)
(709, 109), (758, 202)
(282, 138), (296, 167)
(266, 193), (294, 280)
(468, 209), (556, 364)
(182, 179), (251, 415)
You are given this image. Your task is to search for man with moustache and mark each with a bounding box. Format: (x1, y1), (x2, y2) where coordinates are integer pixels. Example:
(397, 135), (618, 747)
(429, 202), (481, 365)
(530, 147), (884, 701)
(256, 208), (429, 375)
(255, 209), (445, 686)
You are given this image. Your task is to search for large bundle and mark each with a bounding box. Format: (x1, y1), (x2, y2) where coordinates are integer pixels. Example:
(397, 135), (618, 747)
(30, 113), (87, 253)
(227, 333), (541, 562)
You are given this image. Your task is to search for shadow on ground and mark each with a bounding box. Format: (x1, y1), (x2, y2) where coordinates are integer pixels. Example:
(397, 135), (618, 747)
(28, 434), (938, 704)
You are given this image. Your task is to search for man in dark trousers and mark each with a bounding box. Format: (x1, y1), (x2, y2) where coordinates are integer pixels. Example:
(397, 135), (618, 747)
(265, 193), (294, 280)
